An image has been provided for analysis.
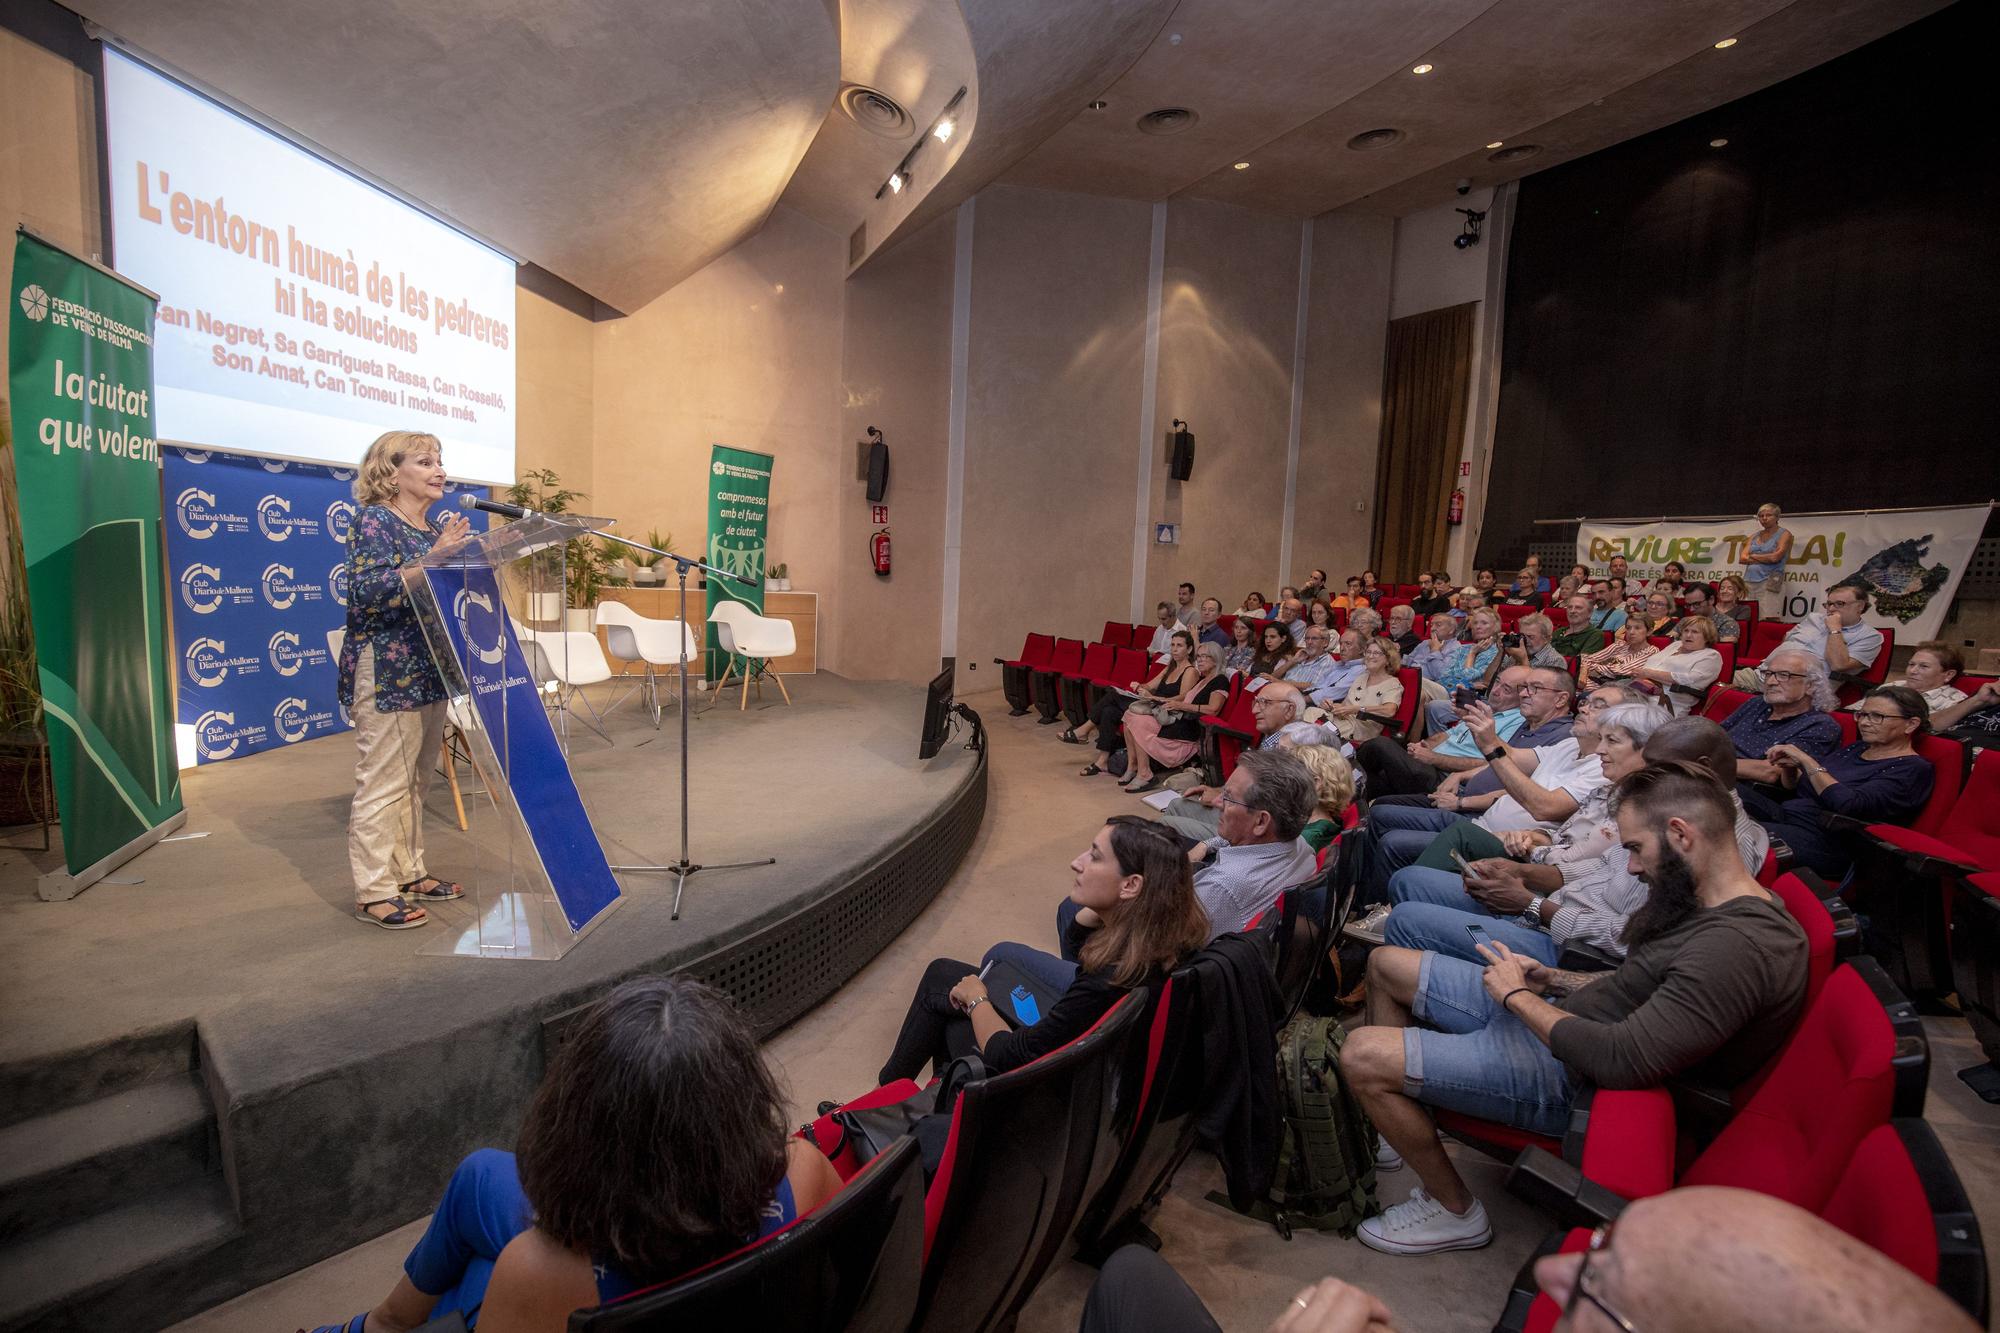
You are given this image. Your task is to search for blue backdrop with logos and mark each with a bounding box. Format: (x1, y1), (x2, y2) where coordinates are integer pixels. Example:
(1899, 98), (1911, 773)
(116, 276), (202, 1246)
(163, 447), (478, 765)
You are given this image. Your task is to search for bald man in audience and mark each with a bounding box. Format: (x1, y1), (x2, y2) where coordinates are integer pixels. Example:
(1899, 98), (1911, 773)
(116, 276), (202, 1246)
(1078, 1185), (1978, 1333)
(1156, 681), (1305, 841)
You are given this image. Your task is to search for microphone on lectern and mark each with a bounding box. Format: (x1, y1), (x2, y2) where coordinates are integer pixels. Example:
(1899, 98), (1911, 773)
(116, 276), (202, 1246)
(459, 494), (532, 519)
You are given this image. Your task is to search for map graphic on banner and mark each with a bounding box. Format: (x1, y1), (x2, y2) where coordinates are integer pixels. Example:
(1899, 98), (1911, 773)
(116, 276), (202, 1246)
(1577, 505), (1989, 641)
(704, 444), (771, 682)
(8, 230), (183, 878)
(162, 446), (478, 765)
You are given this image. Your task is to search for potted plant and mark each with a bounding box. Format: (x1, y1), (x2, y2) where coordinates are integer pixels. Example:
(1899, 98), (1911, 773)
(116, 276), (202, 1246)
(766, 561), (790, 593)
(630, 530), (671, 586)
(504, 468), (589, 625)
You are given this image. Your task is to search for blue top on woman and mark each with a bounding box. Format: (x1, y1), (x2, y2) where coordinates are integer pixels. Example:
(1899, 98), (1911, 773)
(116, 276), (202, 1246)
(337, 504), (449, 711)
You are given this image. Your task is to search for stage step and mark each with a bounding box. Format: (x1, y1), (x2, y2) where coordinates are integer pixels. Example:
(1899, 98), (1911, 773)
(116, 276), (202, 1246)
(0, 1018), (198, 1129)
(0, 1177), (239, 1333)
(0, 1074), (217, 1243)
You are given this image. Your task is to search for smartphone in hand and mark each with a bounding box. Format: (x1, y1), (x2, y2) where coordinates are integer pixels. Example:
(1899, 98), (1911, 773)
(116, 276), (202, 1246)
(1449, 848), (1486, 881)
(1453, 685), (1477, 709)
(1464, 922), (1496, 955)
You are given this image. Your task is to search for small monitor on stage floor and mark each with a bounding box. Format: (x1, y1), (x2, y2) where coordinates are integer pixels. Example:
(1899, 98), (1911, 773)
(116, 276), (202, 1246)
(919, 663), (956, 759)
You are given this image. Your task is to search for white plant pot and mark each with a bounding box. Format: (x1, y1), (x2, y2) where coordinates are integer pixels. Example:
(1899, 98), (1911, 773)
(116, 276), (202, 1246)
(765, 579), (781, 594)
(633, 567), (663, 586)
(527, 591), (563, 624)
(564, 607), (595, 633)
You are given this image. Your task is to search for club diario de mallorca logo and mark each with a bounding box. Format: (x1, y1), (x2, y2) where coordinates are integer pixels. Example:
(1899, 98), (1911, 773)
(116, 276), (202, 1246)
(180, 563), (252, 614)
(453, 587), (508, 666)
(19, 284), (49, 322)
(257, 493), (322, 542)
(273, 696), (334, 743)
(174, 486), (249, 539)
(193, 708), (267, 761)
(184, 636), (260, 687)
(326, 499), (358, 545)
(268, 629), (329, 677)
(260, 563), (324, 610)
(328, 563), (351, 607)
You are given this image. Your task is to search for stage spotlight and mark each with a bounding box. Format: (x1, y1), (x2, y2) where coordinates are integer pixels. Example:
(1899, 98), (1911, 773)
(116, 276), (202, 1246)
(1453, 206), (1486, 249)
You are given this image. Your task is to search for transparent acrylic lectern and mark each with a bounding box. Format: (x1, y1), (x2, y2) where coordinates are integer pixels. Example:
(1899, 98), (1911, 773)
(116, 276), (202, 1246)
(403, 512), (623, 959)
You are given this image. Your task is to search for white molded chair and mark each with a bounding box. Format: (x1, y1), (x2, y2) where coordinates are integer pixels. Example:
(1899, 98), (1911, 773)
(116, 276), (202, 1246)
(707, 601), (797, 710)
(595, 599), (700, 727)
(511, 616), (616, 748)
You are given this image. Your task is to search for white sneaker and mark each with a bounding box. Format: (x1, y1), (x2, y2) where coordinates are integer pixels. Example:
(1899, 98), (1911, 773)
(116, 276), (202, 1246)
(1374, 1137), (1404, 1171)
(1345, 903), (1393, 946)
(1356, 1188), (1492, 1255)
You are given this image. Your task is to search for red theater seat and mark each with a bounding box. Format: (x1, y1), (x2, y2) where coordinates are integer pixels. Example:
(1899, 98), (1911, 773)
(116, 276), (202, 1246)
(1058, 642), (1116, 728)
(1030, 638), (1084, 724)
(1701, 686), (1753, 722)
(575, 1136), (925, 1333)
(1198, 678), (1259, 783)
(1819, 1119), (1990, 1321)
(995, 632), (1055, 716)
(1737, 619), (1793, 669)
(1849, 741), (1987, 1000)
(1835, 626), (1895, 705)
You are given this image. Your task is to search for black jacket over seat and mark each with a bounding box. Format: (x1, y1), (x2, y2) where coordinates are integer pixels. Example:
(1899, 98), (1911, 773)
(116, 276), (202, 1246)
(916, 989), (1149, 1333)
(571, 1135), (925, 1333)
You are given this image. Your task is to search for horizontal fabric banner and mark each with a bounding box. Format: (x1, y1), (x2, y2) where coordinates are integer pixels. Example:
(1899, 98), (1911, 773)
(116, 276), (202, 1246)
(1577, 505), (1989, 641)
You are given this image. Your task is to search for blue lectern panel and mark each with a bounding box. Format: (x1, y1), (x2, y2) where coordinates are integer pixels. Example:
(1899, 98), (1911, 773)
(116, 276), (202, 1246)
(420, 565), (620, 932)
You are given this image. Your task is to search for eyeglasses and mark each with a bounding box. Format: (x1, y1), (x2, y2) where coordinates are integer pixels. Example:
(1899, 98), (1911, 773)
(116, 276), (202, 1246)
(1853, 709), (1910, 723)
(1562, 1221), (1641, 1332)
(1215, 791), (1255, 811)
(1517, 683), (1564, 695)
(1757, 669), (1807, 684)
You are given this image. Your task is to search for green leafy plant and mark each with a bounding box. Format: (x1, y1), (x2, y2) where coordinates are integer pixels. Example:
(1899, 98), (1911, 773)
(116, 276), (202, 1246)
(503, 468), (605, 609)
(630, 529), (671, 573)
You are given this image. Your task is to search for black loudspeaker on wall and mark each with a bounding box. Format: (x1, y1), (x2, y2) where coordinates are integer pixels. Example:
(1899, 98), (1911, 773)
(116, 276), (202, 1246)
(864, 426), (890, 502)
(1166, 420), (1194, 481)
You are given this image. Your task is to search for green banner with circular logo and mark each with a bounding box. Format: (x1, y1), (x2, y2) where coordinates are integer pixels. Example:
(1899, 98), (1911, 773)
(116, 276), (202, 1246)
(704, 444), (770, 682)
(8, 229), (184, 883)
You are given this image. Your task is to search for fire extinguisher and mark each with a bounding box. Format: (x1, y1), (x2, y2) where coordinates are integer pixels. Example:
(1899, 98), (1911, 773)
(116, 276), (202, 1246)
(1447, 488), (1465, 526)
(870, 526), (891, 577)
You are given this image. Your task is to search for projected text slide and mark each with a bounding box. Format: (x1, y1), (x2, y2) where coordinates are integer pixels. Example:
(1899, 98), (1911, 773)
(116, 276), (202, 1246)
(102, 49), (518, 483)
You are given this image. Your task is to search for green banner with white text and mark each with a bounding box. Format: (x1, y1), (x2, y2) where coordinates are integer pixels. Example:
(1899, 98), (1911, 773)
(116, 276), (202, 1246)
(8, 230), (182, 874)
(704, 444), (770, 682)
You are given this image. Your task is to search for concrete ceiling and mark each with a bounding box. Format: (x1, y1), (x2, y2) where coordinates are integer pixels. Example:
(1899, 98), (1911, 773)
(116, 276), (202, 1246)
(1004, 0), (1952, 218)
(70, 0), (1954, 306)
(74, 0), (840, 313)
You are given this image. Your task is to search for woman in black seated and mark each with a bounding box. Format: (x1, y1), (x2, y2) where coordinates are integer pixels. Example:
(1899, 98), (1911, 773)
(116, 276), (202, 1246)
(310, 977), (840, 1333)
(880, 817), (1207, 1085)
(1079, 630), (1197, 775)
(1749, 685), (1936, 881)
(1252, 620), (1296, 678)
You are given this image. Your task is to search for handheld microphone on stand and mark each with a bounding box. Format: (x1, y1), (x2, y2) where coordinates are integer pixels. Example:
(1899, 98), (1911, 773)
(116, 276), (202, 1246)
(459, 494), (534, 519)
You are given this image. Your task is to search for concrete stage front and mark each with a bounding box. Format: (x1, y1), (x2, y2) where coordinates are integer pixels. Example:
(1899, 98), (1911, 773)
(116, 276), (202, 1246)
(0, 674), (986, 1332)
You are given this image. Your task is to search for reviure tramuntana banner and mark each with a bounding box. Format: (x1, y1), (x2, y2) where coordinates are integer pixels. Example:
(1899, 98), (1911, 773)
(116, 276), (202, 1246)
(8, 229), (183, 880)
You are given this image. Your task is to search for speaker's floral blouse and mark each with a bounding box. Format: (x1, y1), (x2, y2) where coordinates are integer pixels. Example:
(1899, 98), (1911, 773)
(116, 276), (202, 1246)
(336, 505), (448, 712)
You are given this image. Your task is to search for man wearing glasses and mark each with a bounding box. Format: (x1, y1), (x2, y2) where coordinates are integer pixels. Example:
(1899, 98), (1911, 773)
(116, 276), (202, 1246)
(1340, 763), (1806, 1257)
(1729, 585), (1883, 690)
(1156, 682), (1305, 841)
(1718, 648), (1842, 790)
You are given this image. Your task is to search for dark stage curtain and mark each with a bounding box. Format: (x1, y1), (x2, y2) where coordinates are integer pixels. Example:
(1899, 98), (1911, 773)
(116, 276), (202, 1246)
(1479, 2), (1997, 567)
(1372, 302), (1474, 581)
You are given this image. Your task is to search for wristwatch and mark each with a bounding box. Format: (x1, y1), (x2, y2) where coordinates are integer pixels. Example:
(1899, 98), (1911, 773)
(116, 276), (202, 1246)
(1483, 745), (1507, 761)
(1526, 894), (1547, 922)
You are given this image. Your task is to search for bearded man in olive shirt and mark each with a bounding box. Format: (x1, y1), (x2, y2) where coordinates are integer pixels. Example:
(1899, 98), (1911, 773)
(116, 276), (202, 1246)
(1340, 761), (1807, 1256)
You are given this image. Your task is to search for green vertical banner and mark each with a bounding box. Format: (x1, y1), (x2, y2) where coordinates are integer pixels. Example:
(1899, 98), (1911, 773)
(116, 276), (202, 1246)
(8, 230), (184, 891)
(704, 444), (771, 681)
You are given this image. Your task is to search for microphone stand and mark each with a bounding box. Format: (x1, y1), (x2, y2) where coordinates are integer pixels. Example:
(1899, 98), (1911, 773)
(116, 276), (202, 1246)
(592, 526), (775, 920)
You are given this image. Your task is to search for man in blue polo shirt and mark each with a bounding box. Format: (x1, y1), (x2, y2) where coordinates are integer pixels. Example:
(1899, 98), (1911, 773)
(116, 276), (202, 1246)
(1353, 666), (1530, 799)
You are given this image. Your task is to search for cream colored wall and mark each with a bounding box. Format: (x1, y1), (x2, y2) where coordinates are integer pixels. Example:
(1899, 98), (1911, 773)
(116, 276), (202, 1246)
(1294, 212), (1395, 581)
(954, 185), (1153, 673)
(0, 27), (101, 390)
(589, 207), (847, 619)
(1146, 199), (1303, 612)
(832, 212), (957, 682)
(513, 287), (595, 498)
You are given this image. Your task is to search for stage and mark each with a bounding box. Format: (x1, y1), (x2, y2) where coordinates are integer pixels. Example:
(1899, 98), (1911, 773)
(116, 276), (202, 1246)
(0, 674), (986, 1332)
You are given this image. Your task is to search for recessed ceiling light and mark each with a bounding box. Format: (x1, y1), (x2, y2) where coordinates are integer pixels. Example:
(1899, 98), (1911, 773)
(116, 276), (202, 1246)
(1709, 138), (1729, 148)
(1233, 161), (1250, 170)
(1087, 99), (1108, 112)
(1714, 37), (1738, 49)
(1411, 63), (1434, 75)
(888, 171), (905, 193)
(1486, 141), (1503, 150)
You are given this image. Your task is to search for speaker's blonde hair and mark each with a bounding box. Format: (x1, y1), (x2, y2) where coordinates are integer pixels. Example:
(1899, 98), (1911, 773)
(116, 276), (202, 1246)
(354, 431), (443, 506)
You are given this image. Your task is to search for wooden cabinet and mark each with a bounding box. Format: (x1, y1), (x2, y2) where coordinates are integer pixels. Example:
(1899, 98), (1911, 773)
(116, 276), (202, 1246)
(594, 587), (817, 674)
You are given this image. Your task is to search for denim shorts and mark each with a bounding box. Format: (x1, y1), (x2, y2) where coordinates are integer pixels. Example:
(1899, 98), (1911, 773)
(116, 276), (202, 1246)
(1402, 953), (1575, 1137)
